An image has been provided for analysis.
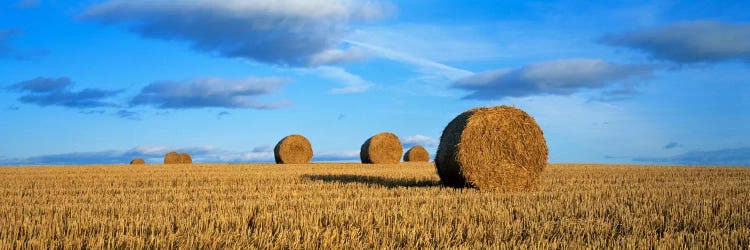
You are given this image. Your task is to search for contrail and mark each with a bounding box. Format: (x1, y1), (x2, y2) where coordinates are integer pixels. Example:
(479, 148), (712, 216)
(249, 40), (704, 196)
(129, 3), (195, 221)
(344, 40), (474, 80)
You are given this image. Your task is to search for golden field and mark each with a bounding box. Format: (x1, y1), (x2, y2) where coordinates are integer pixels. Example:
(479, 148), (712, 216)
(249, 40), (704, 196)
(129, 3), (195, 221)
(1, 163), (749, 249)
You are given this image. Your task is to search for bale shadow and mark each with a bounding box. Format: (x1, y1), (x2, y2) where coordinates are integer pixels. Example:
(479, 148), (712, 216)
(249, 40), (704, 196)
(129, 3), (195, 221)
(302, 174), (440, 188)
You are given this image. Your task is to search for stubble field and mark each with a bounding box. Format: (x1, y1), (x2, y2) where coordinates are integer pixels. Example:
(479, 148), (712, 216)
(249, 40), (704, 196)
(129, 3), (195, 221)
(1, 163), (749, 248)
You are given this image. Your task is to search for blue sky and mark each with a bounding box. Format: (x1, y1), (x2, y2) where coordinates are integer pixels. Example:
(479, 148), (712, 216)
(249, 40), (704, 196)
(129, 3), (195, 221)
(1, 0), (748, 166)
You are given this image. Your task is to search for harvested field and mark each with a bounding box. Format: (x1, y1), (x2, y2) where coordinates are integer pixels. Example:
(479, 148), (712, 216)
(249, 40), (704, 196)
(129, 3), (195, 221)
(0, 163), (748, 248)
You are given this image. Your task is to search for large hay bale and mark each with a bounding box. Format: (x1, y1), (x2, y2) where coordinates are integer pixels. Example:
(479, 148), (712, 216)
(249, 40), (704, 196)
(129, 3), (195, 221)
(434, 106), (548, 190)
(360, 132), (403, 164)
(274, 134), (313, 164)
(180, 153), (192, 164)
(130, 158), (145, 165)
(164, 151), (181, 164)
(404, 145), (430, 162)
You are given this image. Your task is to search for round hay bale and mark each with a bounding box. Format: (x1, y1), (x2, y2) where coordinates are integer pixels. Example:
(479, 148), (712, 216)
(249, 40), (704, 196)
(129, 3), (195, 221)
(164, 151), (181, 164)
(274, 134), (313, 164)
(403, 145), (430, 162)
(360, 132), (403, 164)
(434, 106), (548, 190)
(130, 158), (145, 165)
(180, 153), (192, 164)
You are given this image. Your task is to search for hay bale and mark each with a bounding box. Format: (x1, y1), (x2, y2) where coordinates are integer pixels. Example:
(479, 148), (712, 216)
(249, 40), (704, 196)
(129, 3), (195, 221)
(180, 153), (192, 164)
(404, 145), (430, 162)
(164, 151), (181, 164)
(360, 132), (403, 164)
(130, 158), (145, 165)
(434, 106), (548, 190)
(274, 134), (313, 164)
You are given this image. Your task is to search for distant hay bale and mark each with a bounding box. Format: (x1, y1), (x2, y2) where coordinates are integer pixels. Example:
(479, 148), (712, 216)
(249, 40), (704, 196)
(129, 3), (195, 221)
(404, 146), (430, 162)
(274, 134), (313, 164)
(164, 151), (181, 164)
(360, 132), (403, 164)
(130, 158), (145, 165)
(180, 153), (192, 164)
(434, 106), (548, 191)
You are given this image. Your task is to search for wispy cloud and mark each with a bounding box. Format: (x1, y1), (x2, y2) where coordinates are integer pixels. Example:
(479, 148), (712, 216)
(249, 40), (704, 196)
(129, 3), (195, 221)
(310, 66), (374, 94)
(347, 24), (506, 63)
(130, 77), (290, 109)
(454, 59), (654, 100)
(664, 142), (681, 149)
(81, 0), (390, 66)
(79, 110), (105, 115)
(308, 47), (369, 66)
(600, 20), (750, 64)
(633, 147), (750, 166)
(14, 0), (40, 8)
(588, 84), (641, 103)
(8, 77), (72, 93)
(216, 111), (230, 119)
(7, 77), (121, 109)
(116, 110), (140, 120)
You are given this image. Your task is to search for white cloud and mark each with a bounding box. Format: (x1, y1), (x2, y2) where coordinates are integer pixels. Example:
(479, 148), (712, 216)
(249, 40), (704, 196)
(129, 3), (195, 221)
(454, 59), (654, 100)
(128, 145), (171, 155)
(252, 145), (274, 153)
(314, 150), (360, 161)
(82, 0), (391, 66)
(0, 145), (276, 165)
(402, 135), (439, 148)
(218, 151), (274, 163)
